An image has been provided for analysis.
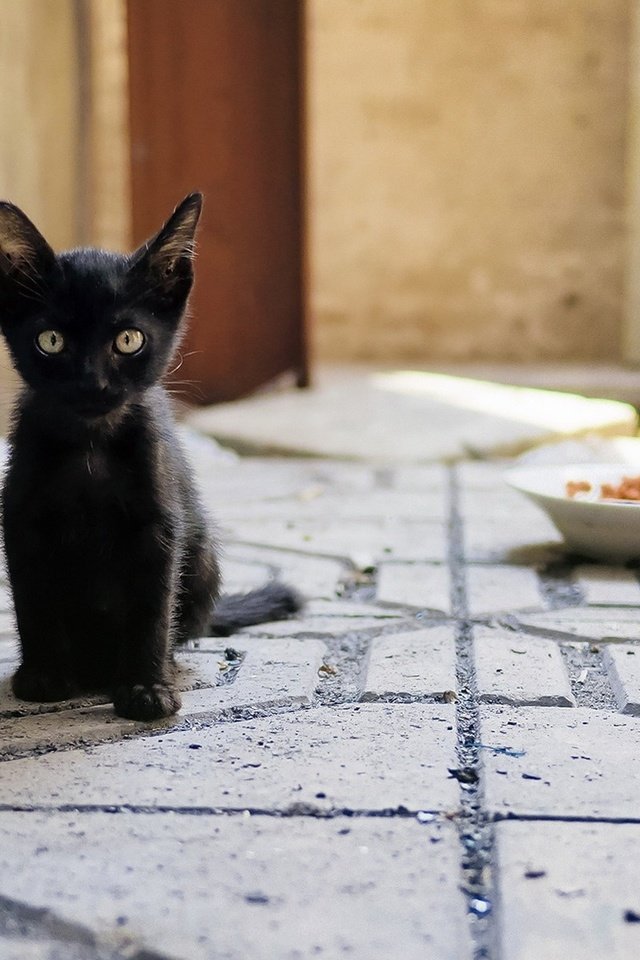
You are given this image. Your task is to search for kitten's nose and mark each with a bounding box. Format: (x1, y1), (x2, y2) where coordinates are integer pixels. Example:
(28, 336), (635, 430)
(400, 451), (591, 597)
(81, 360), (109, 393)
(79, 380), (109, 397)
(74, 377), (114, 416)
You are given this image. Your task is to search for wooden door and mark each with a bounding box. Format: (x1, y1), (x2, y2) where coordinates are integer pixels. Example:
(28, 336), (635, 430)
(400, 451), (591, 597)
(126, 0), (307, 404)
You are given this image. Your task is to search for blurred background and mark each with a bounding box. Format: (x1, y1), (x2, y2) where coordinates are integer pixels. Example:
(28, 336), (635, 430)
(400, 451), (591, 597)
(0, 0), (638, 425)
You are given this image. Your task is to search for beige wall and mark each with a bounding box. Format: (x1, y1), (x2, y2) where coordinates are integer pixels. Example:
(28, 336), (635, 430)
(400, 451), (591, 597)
(0, 0), (634, 406)
(308, 0), (631, 363)
(0, 0), (129, 251)
(0, 0), (81, 429)
(81, 0), (131, 252)
(624, 0), (640, 363)
(0, 0), (80, 247)
(0, 0), (130, 431)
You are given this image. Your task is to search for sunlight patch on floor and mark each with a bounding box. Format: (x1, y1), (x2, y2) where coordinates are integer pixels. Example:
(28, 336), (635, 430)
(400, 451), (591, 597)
(370, 370), (631, 433)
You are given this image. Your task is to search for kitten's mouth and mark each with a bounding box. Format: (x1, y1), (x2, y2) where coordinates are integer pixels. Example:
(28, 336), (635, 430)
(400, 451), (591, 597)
(73, 398), (119, 419)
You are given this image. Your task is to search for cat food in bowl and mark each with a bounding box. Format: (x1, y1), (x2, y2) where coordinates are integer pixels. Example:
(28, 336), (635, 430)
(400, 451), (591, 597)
(506, 464), (640, 563)
(566, 474), (640, 502)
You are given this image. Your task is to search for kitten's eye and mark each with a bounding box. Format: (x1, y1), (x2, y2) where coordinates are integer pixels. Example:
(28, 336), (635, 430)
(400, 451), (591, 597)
(36, 330), (65, 355)
(114, 328), (145, 355)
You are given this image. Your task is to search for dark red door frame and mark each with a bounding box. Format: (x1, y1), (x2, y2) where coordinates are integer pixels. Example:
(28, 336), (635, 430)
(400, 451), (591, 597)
(127, 0), (308, 404)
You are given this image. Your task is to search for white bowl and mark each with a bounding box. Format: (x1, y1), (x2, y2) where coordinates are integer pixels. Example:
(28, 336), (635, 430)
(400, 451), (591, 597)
(506, 464), (640, 563)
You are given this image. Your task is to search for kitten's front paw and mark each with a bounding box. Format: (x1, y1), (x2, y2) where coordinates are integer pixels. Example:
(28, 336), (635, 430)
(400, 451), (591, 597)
(113, 682), (181, 721)
(12, 665), (75, 703)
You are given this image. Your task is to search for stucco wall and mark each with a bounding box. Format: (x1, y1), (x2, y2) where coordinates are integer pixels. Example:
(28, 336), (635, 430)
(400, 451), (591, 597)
(0, 0), (632, 395)
(0, 0), (80, 430)
(308, 0), (631, 363)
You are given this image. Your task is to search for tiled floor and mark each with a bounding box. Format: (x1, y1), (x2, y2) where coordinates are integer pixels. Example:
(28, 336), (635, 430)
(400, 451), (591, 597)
(1, 445), (640, 958)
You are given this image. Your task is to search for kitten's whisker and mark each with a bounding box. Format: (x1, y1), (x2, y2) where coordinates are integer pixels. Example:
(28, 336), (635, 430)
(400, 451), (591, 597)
(166, 350), (205, 376)
(165, 380), (202, 389)
(167, 354), (185, 375)
(11, 257), (46, 290)
(166, 383), (207, 403)
(9, 265), (46, 302)
(166, 384), (206, 399)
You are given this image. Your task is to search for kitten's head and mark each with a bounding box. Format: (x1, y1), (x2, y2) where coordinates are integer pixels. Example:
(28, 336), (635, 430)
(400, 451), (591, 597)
(0, 193), (202, 419)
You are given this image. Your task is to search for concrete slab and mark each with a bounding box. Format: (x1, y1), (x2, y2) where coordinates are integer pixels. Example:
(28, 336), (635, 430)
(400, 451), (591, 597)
(574, 566), (640, 606)
(0, 635), (17, 664)
(186, 365), (637, 463)
(223, 517), (448, 565)
(480, 706), (640, 819)
(390, 464), (449, 489)
(376, 562), (451, 612)
(0, 640), (325, 758)
(0, 704), (459, 813)
(496, 821), (640, 960)
(466, 566), (544, 617)
(362, 627), (457, 699)
(218, 489), (448, 523)
(225, 546), (347, 600)
(221, 558), (273, 593)
(192, 455), (377, 504)
(238, 615), (408, 637)
(0, 813), (471, 960)
(304, 599), (404, 619)
(515, 608), (640, 642)
(603, 644), (640, 714)
(461, 518), (563, 563)
(457, 483), (542, 520)
(473, 627), (575, 706)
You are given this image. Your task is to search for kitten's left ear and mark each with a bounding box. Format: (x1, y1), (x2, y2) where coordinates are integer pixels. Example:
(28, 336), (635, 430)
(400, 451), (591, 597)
(0, 201), (58, 300)
(128, 193), (202, 306)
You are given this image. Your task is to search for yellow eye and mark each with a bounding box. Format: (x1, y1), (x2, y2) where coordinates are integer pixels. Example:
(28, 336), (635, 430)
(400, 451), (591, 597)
(114, 328), (145, 355)
(36, 330), (65, 354)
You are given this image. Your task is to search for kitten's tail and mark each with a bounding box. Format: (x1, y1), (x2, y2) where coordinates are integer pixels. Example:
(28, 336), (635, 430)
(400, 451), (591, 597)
(209, 582), (303, 637)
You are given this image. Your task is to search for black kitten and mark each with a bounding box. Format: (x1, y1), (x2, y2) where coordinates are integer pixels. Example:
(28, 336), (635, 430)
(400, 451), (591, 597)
(0, 194), (300, 721)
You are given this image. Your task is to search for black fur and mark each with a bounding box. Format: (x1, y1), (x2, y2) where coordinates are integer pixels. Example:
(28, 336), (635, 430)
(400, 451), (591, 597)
(0, 194), (301, 721)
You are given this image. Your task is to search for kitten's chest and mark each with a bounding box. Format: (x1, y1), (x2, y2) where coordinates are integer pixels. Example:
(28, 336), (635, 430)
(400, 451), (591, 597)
(55, 446), (133, 506)
(80, 445), (111, 484)
(9, 442), (147, 531)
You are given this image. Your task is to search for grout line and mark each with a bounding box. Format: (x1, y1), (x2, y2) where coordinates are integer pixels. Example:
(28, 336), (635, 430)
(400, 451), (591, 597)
(558, 641), (618, 711)
(0, 803), (447, 819)
(449, 465), (499, 960)
(491, 812), (640, 825)
(4, 802), (640, 827)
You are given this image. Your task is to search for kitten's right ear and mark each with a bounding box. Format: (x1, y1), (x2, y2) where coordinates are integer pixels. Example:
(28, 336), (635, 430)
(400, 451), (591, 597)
(126, 193), (202, 312)
(0, 202), (58, 300)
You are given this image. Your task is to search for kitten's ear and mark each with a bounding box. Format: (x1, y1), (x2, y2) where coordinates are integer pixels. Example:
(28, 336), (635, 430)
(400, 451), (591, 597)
(128, 193), (202, 307)
(0, 202), (58, 299)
